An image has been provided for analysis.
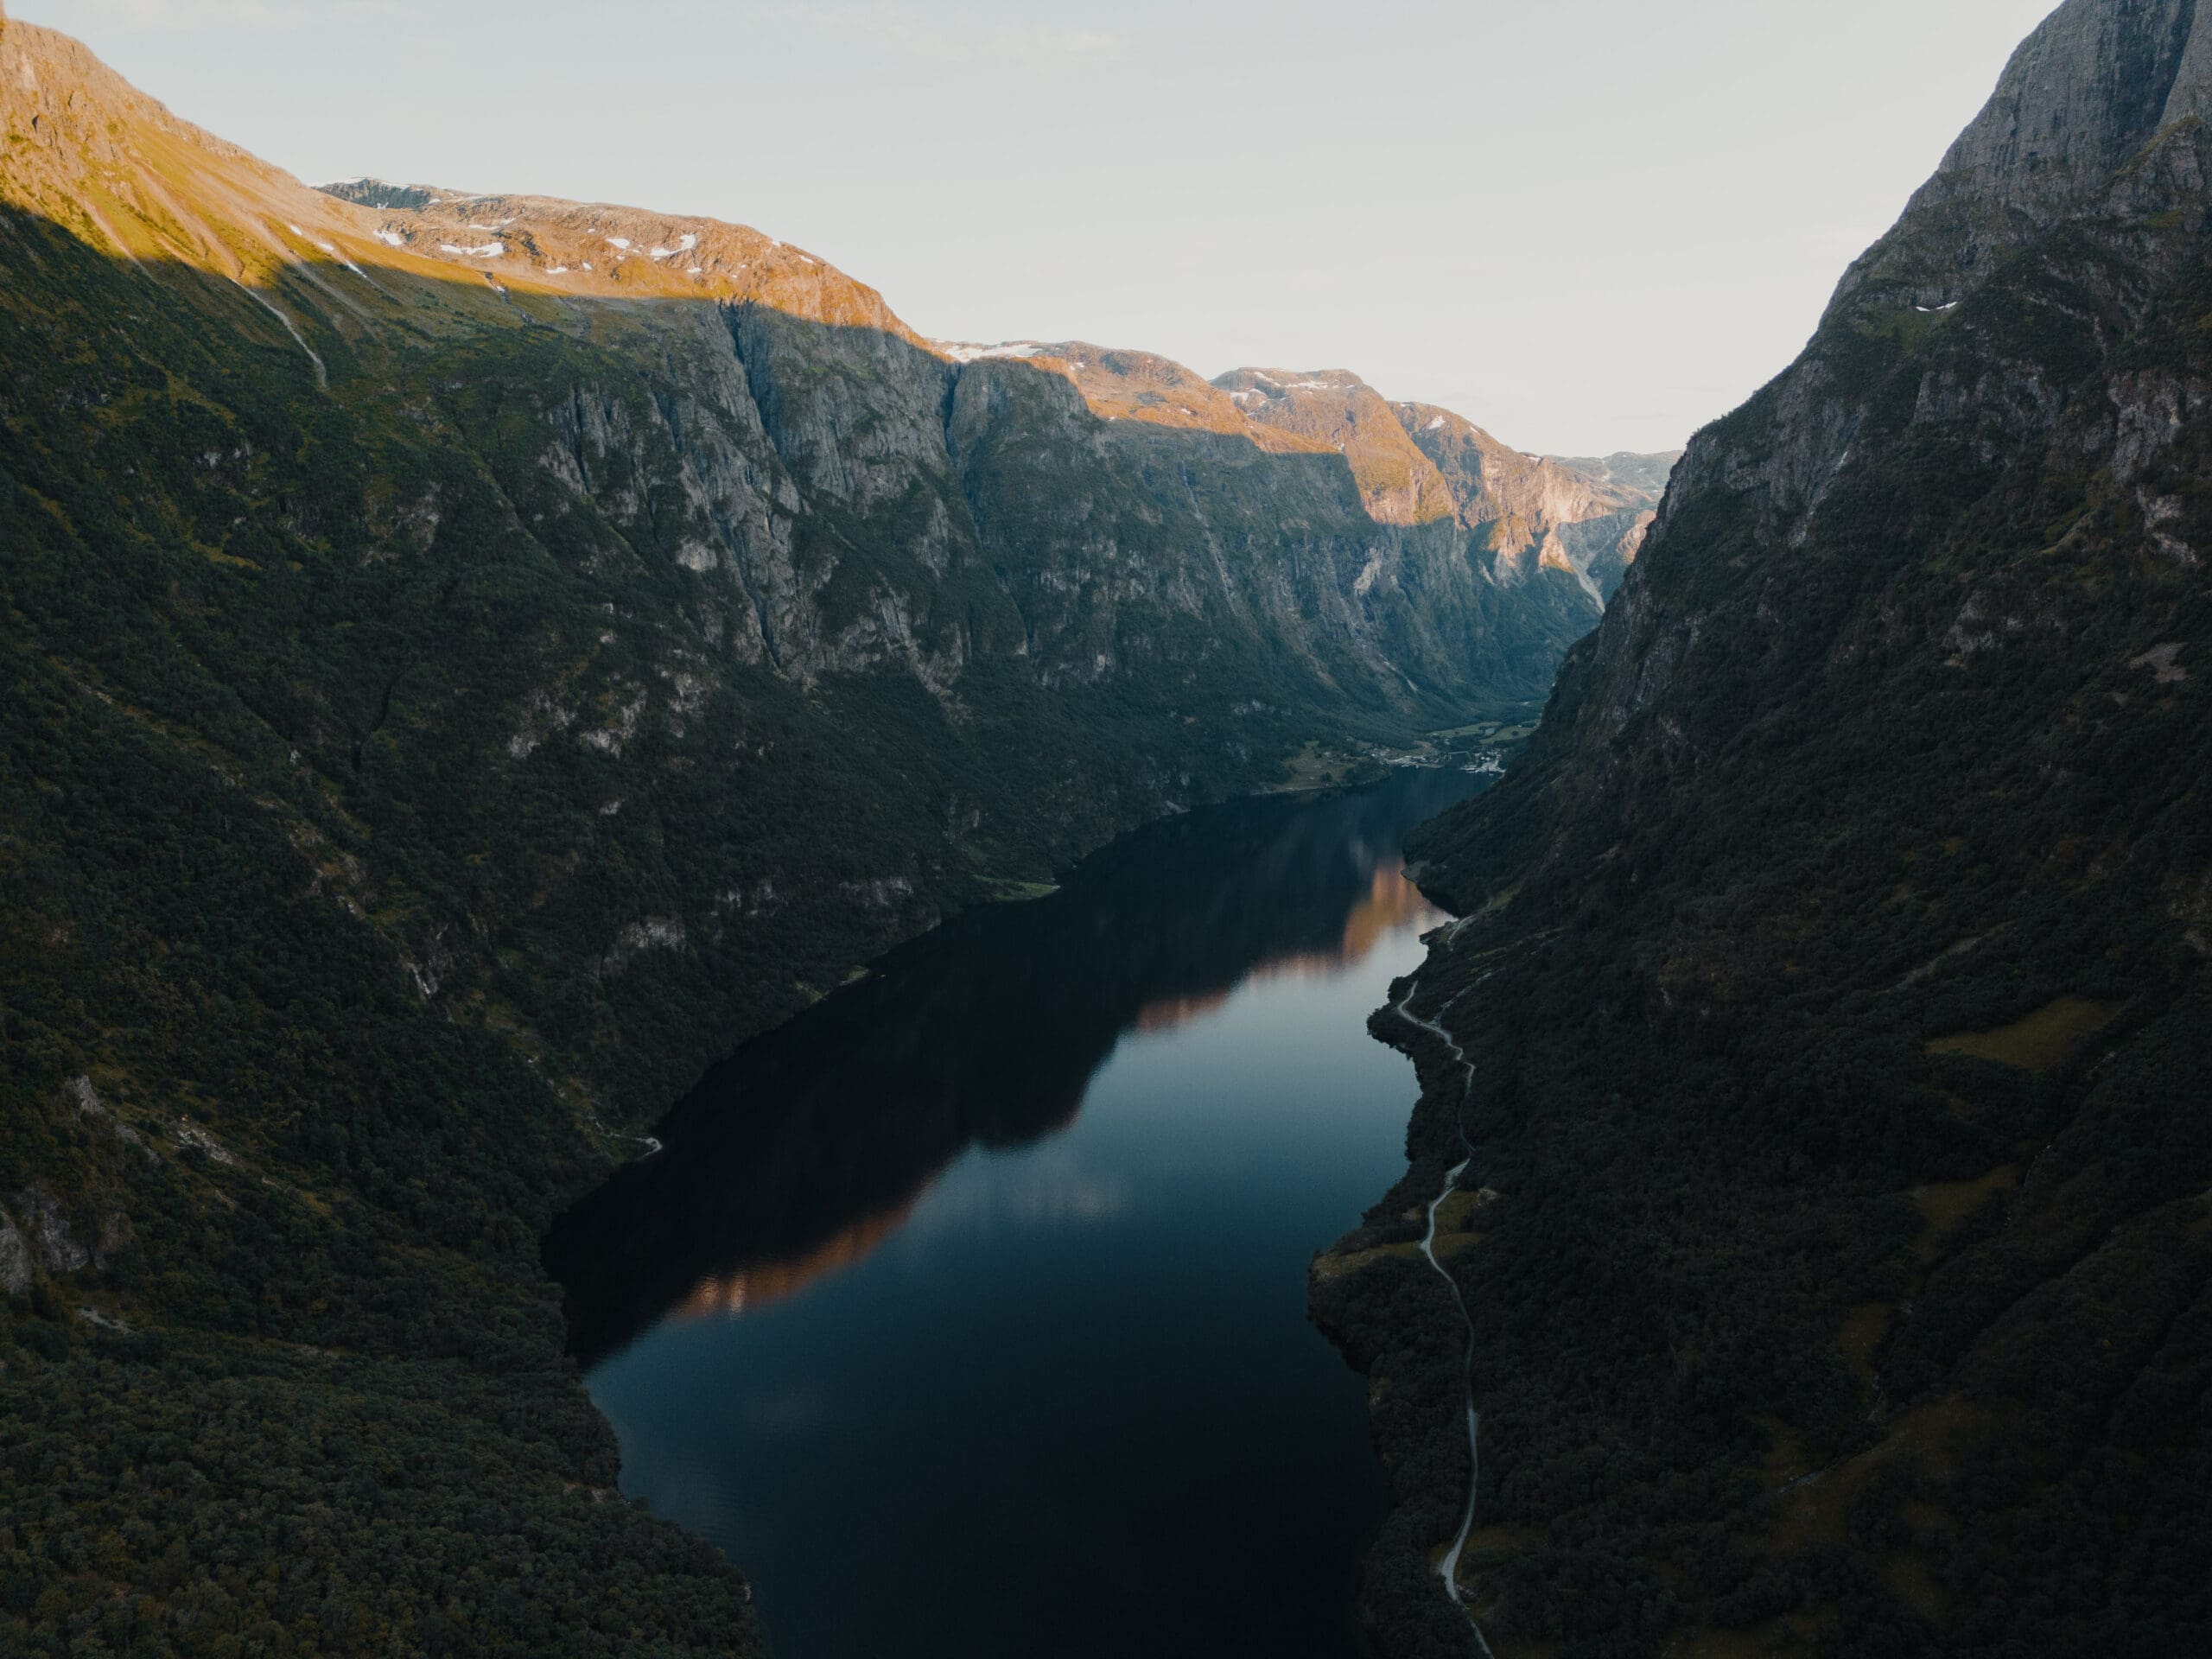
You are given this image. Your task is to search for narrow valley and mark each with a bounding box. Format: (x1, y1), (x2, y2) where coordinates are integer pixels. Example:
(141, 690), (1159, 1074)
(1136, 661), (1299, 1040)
(5, 3), (2207, 1657)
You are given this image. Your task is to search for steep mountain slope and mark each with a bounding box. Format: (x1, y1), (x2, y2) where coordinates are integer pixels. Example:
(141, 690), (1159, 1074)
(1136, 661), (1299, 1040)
(1217, 367), (1465, 525)
(1211, 366), (1674, 606)
(1396, 411), (1673, 603)
(0, 15), (1663, 1655)
(1316, 3), (2212, 1655)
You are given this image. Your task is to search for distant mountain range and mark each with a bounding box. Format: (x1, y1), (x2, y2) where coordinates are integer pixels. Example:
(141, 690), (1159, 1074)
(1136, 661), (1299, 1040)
(316, 180), (1676, 608)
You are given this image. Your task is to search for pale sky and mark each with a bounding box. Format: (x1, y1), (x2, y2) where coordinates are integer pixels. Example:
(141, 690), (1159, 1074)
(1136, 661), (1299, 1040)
(24, 0), (2059, 454)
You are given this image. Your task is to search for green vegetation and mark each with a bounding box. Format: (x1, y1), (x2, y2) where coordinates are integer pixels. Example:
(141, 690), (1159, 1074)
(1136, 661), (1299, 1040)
(976, 877), (1061, 903)
(1314, 67), (2212, 1659)
(1278, 741), (1387, 791)
(0, 29), (1595, 1639)
(2, 1321), (752, 1658)
(1924, 995), (2122, 1072)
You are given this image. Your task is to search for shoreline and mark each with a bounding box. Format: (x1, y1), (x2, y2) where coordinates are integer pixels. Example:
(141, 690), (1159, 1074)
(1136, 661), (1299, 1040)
(1307, 958), (1505, 1659)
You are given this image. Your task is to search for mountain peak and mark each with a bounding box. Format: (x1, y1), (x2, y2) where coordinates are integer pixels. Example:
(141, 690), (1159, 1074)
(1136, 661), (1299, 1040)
(1936, 0), (2212, 219)
(1, 19), (915, 352)
(316, 176), (451, 213)
(306, 181), (919, 335)
(1213, 367), (1371, 395)
(1829, 0), (2212, 323)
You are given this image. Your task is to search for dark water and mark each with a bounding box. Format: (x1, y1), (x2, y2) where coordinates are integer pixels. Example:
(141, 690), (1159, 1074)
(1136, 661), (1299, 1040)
(546, 769), (1490, 1658)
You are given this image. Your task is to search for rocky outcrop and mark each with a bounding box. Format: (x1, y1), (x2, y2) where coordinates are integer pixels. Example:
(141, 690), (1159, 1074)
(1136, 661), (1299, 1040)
(0, 1207), (29, 1297)
(6, 1188), (90, 1276)
(1910, 0), (2212, 238)
(1213, 368), (1462, 524)
(1477, 0), (2212, 868)
(1394, 403), (1674, 601)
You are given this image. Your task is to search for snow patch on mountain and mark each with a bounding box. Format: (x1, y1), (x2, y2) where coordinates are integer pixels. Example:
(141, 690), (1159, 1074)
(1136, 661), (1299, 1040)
(935, 340), (1049, 363)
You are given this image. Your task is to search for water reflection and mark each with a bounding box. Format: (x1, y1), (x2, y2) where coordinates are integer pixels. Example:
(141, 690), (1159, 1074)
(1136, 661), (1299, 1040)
(1130, 858), (1440, 1033)
(548, 772), (1477, 1366)
(672, 1192), (928, 1323)
(543, 767), (1491, 1659)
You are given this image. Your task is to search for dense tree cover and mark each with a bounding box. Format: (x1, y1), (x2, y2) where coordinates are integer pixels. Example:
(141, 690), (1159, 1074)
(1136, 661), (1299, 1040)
(1, 1314), (753, 1659)
(1314, 80), (2212, 1659)
(0, 171), (1538, 1654)
(0, 547), (768, 1650)
(551, 770), (1484, 1363)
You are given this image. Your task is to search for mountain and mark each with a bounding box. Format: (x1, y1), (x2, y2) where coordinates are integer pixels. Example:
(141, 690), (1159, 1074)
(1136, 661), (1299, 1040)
(1314, 2), (2212, 1654)
(0, 14), (1671, 1655)
(1213, 366), (1675, 602)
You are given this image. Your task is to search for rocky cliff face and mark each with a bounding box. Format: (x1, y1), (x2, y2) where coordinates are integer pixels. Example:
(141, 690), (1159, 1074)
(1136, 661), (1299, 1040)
(1447, 0), (2212, 882)
(1207, 366), (1673, 602)
(0, 7), (1630, 1121)
(1395, 404), (1672, 601)
(289, 187), (1673, 722)
(1319, 3), (2212, 1655)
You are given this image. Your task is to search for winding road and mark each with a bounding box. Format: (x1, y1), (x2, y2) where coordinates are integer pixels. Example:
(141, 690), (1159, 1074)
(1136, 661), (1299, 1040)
(1394, 984), (1497, 1659)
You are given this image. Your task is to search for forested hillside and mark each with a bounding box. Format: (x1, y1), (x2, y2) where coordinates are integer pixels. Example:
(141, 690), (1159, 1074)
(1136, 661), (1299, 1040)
(0, 16), (1653, 1655)
(1315, 3), (2212, 1654)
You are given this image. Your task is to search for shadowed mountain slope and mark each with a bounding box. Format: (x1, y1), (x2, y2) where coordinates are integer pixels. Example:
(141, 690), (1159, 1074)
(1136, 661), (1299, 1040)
(1313, 2), (2212, 1654)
